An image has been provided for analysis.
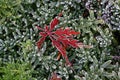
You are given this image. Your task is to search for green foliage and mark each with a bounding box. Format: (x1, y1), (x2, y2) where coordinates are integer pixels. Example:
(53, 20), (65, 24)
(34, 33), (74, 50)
(0, 0), (21, 24)
(0, 0), (120, 80)
(21, 39), (33, 55)
(0, 61), (35, 80)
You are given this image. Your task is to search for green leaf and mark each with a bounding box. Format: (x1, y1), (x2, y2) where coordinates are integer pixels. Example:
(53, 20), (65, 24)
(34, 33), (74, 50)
(100, 60), (112, 68)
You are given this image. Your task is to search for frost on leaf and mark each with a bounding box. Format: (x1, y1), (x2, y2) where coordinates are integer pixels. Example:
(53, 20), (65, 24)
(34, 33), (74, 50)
(36, 13), (90, 66)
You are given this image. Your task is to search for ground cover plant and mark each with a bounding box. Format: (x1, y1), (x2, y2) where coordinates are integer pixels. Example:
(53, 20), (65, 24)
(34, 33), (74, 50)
(0, 0), (120, 80)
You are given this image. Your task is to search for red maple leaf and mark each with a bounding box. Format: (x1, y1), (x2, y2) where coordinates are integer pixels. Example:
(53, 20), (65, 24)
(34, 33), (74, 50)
(36, 13), (88, 66)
